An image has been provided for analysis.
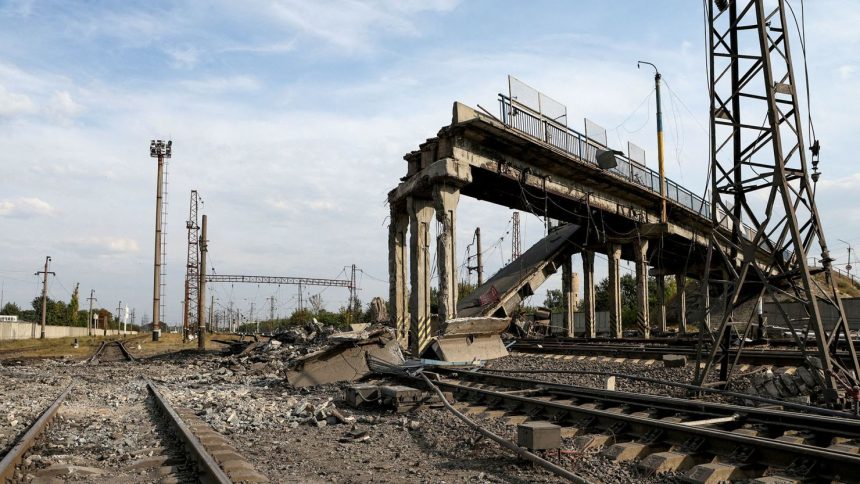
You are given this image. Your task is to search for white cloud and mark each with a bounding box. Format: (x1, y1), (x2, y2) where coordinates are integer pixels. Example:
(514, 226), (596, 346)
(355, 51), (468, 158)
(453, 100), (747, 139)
(263, 0), (460, 53)
(166, 46), (201, 69)
(180, 76), (261, 94)
(268, 198), (338, 213)
(818, 172), (860, 190)
(0, 197), (56, 217)
(46, 90), (82, 118)
(838, 65), (857, 80)
(69, 237), (140, 254)
(0, 84), (36, 116)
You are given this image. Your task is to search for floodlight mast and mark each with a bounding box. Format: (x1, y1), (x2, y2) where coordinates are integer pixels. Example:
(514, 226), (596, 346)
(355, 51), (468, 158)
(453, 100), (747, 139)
(150, 139), (171, 342)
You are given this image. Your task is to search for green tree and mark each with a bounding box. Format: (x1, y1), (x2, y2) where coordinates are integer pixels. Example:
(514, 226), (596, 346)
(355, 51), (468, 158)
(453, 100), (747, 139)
(31, 296), (68, 326)
(458, 282), (477, 301)
(69, 283), (80, 326)
(543, 289), (564, 312)
(1, 302), (21, 316)
(594, 274), (638, 328)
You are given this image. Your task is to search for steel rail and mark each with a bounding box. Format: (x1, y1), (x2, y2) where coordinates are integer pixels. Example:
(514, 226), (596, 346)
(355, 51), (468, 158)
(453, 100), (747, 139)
(86, 341), (108, 363)
(115, 341), (135, 362)
(510, 340), (854, 366)
(145, 378), (231, 484)
(443, 369), (860, 433)
(419, 373), (591, 483)
(420, 374), (860, 479)
(0, 383), (74, 481)
(478, 367), (857, 419)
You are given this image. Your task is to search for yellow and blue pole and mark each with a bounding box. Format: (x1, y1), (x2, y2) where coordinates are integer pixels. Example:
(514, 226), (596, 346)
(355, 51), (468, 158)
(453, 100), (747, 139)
(639, 61), (667, 223)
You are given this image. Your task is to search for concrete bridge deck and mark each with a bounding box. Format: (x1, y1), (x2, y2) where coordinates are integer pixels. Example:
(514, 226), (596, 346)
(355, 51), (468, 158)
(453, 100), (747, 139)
(388, 100), (778, 354)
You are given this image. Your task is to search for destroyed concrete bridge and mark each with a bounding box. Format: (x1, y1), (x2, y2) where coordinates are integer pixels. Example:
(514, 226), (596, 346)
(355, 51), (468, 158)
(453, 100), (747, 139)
(388, 93), (778, 356)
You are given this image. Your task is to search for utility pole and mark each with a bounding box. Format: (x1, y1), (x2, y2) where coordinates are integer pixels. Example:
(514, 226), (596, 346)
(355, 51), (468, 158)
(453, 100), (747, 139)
(150, 139), (171, 341)
(86, 289), (97, 337)
(249, 302), (256, 333)
(115, 301), (122, 337)
(209, 295), (214, 333)
(198, 214), (208, 351)
(35, 256), (55, 339)
(638, 61), (667, 224)
(228, 300), (234, 332)
(840, 239), (854, 279)
(266, 296), (275, 332)
(476, 228), (484, 286)
(349, 264), (357, 322)
(297, 282), (303, 313)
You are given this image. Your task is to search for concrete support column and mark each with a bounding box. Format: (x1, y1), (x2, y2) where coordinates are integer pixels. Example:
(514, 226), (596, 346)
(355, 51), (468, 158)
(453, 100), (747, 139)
(582, 251), (596, 338)
(561, 257), (574, 337)
(408, 197), (434, 355)
(433, 184), (460, 324)
(608, 244), (623, 338)
(388, 202), (409, 346)
(656, 275), (667, 334)
(634, 239), (650, 338)
(675, 273), (687, 333)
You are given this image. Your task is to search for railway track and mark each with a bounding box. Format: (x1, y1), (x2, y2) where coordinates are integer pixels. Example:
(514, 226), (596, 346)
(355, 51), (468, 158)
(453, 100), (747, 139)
(88, 340), (135, 364)
(0, 378), (268, 483)
(417, 368), (860, 482)
(510, 339), (858, 367)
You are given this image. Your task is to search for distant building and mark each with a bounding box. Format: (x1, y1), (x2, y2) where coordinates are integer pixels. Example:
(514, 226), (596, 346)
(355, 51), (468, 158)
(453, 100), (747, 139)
(0, 315), (18, 322)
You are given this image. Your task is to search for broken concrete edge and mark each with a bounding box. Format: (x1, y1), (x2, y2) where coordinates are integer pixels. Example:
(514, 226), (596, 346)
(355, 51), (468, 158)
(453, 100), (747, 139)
(427, 334), (509, 362)
(440, 317), (509, 336)
(285, 329), (405, 388)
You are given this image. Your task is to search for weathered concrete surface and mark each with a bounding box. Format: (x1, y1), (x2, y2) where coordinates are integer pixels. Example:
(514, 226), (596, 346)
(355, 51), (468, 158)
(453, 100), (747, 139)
(0, 322), (137, 340)
(457, 223), (580, 319)
(286, 332), (404, 387)
(408, 197), (434, 355)
(429, 334), (508, 362)
(426, 316), (510, 361)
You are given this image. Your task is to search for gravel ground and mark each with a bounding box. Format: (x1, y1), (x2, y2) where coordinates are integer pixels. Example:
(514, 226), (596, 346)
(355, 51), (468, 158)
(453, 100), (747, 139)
(3, 361), (201, 483)
(0, 363), (71, 457)
(0, 343), (755, 483)
(488, 353), (758, 404)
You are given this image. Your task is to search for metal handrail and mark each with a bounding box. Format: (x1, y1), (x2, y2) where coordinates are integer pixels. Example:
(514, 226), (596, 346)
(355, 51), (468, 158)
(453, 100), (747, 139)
(498, 95), (772, 254)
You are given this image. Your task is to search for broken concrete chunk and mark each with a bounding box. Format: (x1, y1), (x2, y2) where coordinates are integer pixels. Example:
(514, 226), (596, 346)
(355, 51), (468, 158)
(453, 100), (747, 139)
(662, 354), (686, 368)
(286, 329), (404, 387)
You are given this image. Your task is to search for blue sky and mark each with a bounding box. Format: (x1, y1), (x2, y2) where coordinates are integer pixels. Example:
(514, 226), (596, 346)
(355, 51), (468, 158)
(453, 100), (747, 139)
(1, 0), (858, 325)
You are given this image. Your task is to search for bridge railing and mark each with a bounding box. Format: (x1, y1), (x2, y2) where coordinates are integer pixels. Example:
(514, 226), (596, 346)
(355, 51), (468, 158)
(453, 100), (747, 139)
(497, 94), (786, 261)
(499, 95), (710, 219)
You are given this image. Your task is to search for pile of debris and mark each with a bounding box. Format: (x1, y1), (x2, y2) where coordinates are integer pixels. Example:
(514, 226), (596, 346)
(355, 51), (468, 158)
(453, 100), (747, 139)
(747, 366), (821, 404)
(216, 325), (406, 389)
(274, 320), (338, 345)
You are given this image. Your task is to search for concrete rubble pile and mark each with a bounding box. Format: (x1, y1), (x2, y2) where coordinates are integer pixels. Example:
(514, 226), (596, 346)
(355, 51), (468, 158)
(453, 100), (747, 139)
(274, 319), (338, 346)
(216, 324), (405, 389)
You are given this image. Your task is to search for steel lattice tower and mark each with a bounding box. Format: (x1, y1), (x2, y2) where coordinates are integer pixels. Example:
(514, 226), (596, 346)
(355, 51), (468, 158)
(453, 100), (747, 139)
(511, 212), (521, 261)
(697, 0), (859, 402)
(183, 190), (201, 340)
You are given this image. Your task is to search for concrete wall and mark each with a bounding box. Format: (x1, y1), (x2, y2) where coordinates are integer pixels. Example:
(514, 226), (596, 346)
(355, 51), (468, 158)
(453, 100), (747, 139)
(0, 322), (138, 341)
(550, 311), (611, 336)
(763, 297), (860, 332)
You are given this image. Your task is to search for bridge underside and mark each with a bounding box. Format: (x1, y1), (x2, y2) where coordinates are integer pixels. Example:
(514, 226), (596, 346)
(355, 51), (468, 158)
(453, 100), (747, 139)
(388, 102), (771, 355)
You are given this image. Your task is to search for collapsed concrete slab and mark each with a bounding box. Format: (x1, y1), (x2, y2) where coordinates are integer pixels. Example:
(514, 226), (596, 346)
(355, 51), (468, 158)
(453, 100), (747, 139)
(424, 317), (509, 362)
(286, 330), (404, 388)
(457, 223), (580, 320)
